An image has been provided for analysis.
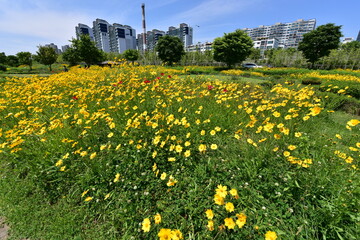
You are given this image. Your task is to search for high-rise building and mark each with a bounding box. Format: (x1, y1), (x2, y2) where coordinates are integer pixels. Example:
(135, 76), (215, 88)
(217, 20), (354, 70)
(75, 23), (94, 41)
(138, 29), (166, 51)
(243, 19), (316, 48)
(342, 37), (354, 44)
(45, 43), (61, 54)
(167, 23), (193, 47)
(109, 24), (136, 53)
(76, 19), (136, 53)
(92, 19), (112, 52)
(357, 31), (360, 42)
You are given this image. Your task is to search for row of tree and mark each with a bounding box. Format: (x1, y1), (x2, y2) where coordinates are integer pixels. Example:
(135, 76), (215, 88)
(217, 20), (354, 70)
(1, 23), (358, 71)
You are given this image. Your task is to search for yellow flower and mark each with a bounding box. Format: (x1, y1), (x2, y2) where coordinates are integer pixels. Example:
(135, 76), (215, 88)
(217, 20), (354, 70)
(200, 130), (206, 135)
(154, 213), (162, 224)
(109, 122), (115, 129)
(55, 159), (63, 167)
(210, 144), (218, 150)
(283, 151), (291, 157)
(295, 132), (302, 137)
(160, 172), (167, 180)
(80, 151), (88, 157)
(265, 231), (277, 240)
(198, 144), (207, 153)
(205, 209), (214, 219)
(347, 119), (360, 126)
(152, 150), (157, 158)
(274, 134), (281, 139)
(89, 152), (97, 159)
(100, 145), (107, 151)
(175, 145), (183, 153)
(168, 157), (176, 162)
(81, 190), (89, 197)
(356, 142), (360, 148)
(184, 141), (191, 147)
(309, 106), (321, 116)
(142, 218), (151, 232)
(167, 175), (177, 186)
(84, 196), (93, 202)
(171, 229), (183, 240)
(288, 145), (296, 150)
(229, 188), (238, 196)
(113, 173), (121, 183)
(158, 228), (172, 240)
(60, 166), (66, 171)
(214, 194), (225, 205)
(236, 213), (247, 228)
(184, 150), (191, 158)
(224, 218), (236, 229)
(335, 134), (342, 139)
(207, 220), (214, 231)
(104, 193), (110, 200)
(216, 185), (228, 198)
(210, 130), (216, 135)
(273, 111), (281, 117)
(225, 202), (235, 212)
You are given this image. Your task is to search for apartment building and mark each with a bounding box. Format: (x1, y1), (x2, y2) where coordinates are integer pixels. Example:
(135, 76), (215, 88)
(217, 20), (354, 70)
(45, 43), (62, 54)
(186, 42), (213, 52)
(137, 29), (165, 51)
(76, 19), (136, 53)
(167, 23), (193, 47)
(243, 19), (316, 48)
(253, 38), (279, 51)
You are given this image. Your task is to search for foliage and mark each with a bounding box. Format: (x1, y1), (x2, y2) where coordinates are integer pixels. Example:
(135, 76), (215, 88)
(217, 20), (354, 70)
(155, 35), (185, 65)
(0, 52), (6, 65)
(264, 48), (308, 68)
(180, 51), (214, 66)
(66, 35), (105, 66)
(63, 47), (82, 66)
(341, 41), (360, 51)
(34, 46), (58, 71)
(6, 55), (20, 67)
(0, 64), (359, 239)
(123, 49), (139, 64)
(298, 23), (343, 66)
(213, 29), (253, 68)
(16, 51), (33, 70)
(0, 65), (6, 71)
(247, 48), (261, 63)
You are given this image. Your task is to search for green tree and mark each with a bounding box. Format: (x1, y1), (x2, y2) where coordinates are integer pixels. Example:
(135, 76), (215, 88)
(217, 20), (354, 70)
(16, 51), (33, 70)
(248, 48), (261, 63)
(123, 49), (139, 64)
(0, 52), (6, 65)
(66, 35), (105, 67)
(35, 46), (58, 71)
(298, 23), (342, 68)
(62, 47), (81, 66)
(155, 35), (185, 66)
(213, 29), (253, 68)
(6, 55), (20, 67)
(341, 41), (360, 51)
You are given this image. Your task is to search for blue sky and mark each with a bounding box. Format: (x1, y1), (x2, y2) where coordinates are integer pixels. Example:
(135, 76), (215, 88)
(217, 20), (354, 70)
(0, 0), (359, 55)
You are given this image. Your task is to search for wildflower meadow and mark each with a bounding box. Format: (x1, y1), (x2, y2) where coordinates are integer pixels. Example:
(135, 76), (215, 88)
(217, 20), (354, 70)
(0, 63), (359, 239)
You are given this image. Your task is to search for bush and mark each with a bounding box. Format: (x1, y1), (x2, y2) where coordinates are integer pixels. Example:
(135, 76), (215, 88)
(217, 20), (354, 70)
(0, 65), (6, 71)
(302, 78), (322, 85)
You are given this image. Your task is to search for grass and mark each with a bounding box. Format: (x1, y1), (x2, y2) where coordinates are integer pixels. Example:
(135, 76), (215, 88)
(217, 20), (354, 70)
(0, 64), (359, 239)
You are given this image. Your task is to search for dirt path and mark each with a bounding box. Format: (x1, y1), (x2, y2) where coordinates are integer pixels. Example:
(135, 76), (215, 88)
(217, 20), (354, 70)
(0, 217), (9, 240)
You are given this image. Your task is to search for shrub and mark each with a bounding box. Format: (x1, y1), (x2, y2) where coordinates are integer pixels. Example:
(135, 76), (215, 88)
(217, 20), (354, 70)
(0, 65), (6, 71)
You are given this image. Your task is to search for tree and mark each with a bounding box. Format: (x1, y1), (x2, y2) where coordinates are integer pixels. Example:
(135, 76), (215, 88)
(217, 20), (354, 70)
(16, 51), (33, 70)
(155, 35), (185, 66)
(62, 47), (81, 66)
(298, 23), (342, 67)
(213, 29), (253, 68)
(248, 48), (261, 63)
(65, 35), (105, 67)
(341, 41), (360, 51)
(123, 49), (139, 64)
(6, 55), (20, 67)
(35, 46), (58, 71)
(0, 52), (6, 65)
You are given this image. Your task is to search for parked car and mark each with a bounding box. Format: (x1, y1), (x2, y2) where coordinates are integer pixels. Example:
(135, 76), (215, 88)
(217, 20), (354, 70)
(242, 63), (262, 68)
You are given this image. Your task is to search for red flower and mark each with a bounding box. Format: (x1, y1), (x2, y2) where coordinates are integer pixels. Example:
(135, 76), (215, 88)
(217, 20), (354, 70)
(207, 85), (214, 90)
(72, 96), (78, 100)
(223, 88), (228, 92)
(156, 77), (161, 80)
(144, 80), (151, 83)
(168, 75), (172, 78)
(161, 73), (164, 76)
(118, 81), (123, 84)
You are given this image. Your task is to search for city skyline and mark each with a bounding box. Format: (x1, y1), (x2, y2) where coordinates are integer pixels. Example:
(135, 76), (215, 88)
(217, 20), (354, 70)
(0, 0), (359, 55)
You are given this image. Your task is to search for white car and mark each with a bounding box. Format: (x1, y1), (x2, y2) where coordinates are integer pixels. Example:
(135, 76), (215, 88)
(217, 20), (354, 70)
(242, 63), (262, 68)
